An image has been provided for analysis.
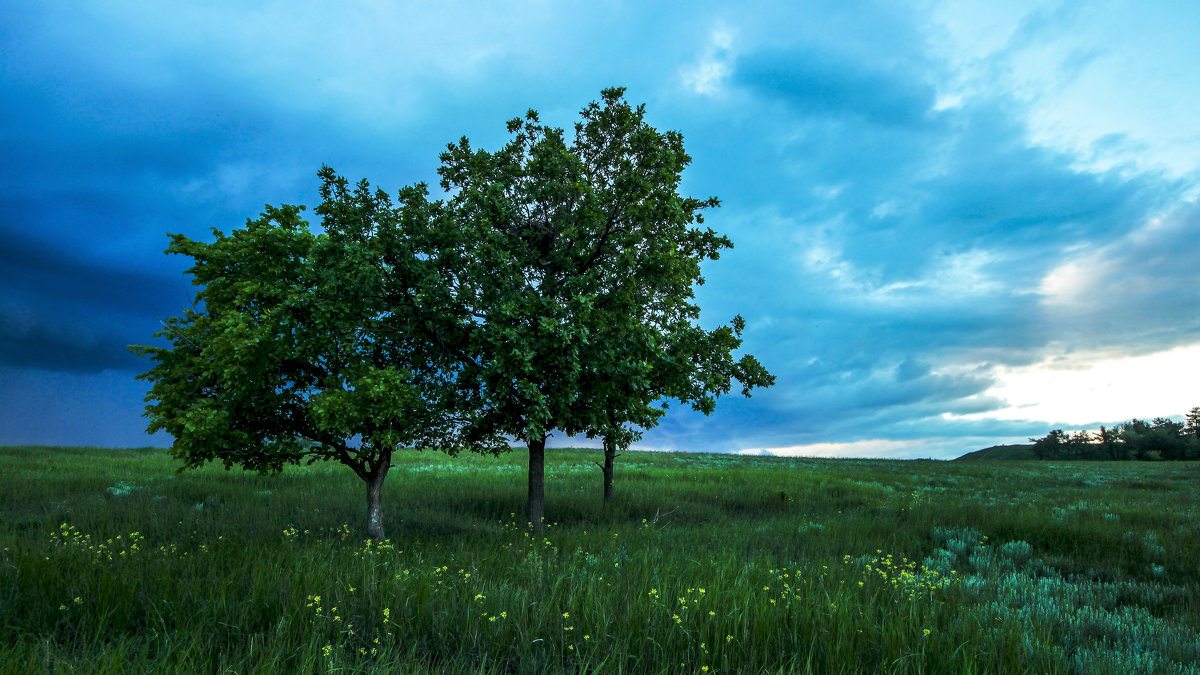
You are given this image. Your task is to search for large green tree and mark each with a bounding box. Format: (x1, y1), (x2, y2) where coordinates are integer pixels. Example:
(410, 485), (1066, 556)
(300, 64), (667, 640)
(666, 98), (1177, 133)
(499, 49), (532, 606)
(426, 88), (773, 529)
(131, 182), (503, 540)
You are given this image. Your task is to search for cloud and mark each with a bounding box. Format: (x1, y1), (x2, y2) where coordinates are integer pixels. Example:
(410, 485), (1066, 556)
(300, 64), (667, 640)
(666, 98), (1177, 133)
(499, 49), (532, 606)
(0, 230), (188, 318)
(947, 342), (1200, 429)
(0, 310), (143, 373)
(682, 25), (736, 96)
(1, 0), (1198, 453)
(668, 51), (1193, 453)
(1034, 202), (1200, 349)
(736, 46), (938, 127)
(0, 228), (189, 373)
(929, 0), (1200, 179)
(736, 437), (977, 459)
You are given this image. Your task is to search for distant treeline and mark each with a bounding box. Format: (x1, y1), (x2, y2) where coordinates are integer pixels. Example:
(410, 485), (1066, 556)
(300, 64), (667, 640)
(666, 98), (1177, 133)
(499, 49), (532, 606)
(1030, 408), (1200, 460)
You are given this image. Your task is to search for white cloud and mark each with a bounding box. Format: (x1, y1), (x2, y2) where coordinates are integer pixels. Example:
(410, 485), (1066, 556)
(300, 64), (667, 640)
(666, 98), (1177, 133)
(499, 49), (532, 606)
(682, 25), (736, 96)
(797, 226), (865, 293)
(736, 438), (966, 459)
(867, 248), (1007, 304)
(928, 0), (1200, 182)
(795, 224), (1008, 307)
(1036, 207), (1200, 322)
(932, 92), (964, 111)
(1036, 256), (1106, 308)
(945, 343), (1200, 427)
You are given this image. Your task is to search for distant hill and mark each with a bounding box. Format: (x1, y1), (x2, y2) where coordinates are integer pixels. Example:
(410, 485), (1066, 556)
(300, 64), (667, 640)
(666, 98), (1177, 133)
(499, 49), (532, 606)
(954, 444), (1036, 461)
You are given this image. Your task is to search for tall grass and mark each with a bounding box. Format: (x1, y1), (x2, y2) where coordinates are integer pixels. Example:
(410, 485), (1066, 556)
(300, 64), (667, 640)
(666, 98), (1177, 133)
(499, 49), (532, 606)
(1, 446), (1198, 673)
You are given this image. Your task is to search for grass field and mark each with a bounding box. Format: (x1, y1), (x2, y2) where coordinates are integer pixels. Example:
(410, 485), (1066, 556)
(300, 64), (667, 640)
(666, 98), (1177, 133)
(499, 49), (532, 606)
(1, 445), (1198, 674)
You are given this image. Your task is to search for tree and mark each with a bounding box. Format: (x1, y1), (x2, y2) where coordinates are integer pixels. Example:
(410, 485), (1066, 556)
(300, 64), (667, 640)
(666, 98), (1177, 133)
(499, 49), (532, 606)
(425, 88), (773, 530)
(1149, 417), (1190, 460)
(1184, 408), (1200, 459)
(131, 186), (503, 540)
(584, 317), (773, 503)
(1030, 409), (1200, 463)
(1119, 419), (1161, 460)
(1065, 430), (1095, 459)
(1031, 429), (1068, 459)
(594, 418), (638, 505)
(1185, 407), (1200, 437)
(1094, 425), (1123, 460)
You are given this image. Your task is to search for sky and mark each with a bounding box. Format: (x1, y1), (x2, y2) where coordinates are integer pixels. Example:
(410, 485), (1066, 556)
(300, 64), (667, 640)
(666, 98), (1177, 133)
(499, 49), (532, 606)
(2, 1), (1199, 459)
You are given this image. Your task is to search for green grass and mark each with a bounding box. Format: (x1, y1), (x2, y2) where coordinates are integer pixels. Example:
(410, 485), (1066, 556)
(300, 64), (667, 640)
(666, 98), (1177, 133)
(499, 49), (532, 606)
(2, 446), (1199, 673)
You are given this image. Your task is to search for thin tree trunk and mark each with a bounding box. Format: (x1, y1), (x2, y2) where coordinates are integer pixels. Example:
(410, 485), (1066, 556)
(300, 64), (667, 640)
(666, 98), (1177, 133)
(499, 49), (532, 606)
(602, 436), (616, 504)
(527, 435), (546, 534)
(365, 447), (392, 541)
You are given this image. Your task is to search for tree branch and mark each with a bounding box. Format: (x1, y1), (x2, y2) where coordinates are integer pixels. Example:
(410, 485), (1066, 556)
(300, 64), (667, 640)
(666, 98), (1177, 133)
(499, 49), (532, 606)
(576, 195), (623, 276)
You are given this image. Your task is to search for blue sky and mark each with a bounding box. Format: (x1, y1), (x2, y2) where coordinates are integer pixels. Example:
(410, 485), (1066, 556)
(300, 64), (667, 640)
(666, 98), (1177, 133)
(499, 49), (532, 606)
(3, 1), (1199, 458)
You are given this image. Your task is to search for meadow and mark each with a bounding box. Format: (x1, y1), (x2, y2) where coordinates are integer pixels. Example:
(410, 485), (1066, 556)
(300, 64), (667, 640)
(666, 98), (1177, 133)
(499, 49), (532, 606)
(1, 445), (1198, 674)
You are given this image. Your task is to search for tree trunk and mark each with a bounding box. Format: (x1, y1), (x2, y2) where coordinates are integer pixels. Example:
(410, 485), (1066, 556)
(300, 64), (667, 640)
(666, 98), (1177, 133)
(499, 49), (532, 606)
(365, 447), (392, 541)
(527, 435), (546, 534)
(602, 436), (616, 504)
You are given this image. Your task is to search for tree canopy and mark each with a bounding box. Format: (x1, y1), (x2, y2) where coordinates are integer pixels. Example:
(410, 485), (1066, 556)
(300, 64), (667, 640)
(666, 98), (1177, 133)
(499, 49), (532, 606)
(131, 192), (504, 539)
(1029, 410), (1200, 461)
(134, 88), (773, 536)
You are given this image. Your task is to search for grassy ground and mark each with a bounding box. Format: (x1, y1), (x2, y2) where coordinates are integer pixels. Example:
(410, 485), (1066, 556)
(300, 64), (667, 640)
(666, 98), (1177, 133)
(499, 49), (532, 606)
(1, 445), (1198, 674)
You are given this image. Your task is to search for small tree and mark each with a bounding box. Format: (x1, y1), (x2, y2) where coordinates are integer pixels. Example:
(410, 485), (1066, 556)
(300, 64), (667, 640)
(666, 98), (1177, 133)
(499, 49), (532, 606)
(584, 317), (774, 504)
(594, 418), (639, 505)
(1183, 409), (1200, 459)
(132, 183), (502, 540)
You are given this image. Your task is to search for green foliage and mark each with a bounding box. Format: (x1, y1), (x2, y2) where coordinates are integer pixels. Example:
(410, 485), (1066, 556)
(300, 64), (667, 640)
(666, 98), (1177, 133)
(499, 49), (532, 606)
(307, 88), (774, 523)
(129, 192), (505, 537)
(1186, 407), (1200, 437)
(1032, 430), (1100, 460)
(427, 87), (773, 449)
(4, 446), (1200, 673)
(1120, 418), (1197, 460)
(131, 205), (319, 473)
(1029, 412), (1200, 461)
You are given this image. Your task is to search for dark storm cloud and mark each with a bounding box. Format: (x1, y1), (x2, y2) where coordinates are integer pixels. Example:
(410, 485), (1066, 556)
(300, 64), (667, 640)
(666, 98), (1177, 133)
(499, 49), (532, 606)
(0, 311), (143, 373)
(0, 4), (331, 380)
(0, 229), (189, 319)
(0, 229), (190, 373)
